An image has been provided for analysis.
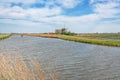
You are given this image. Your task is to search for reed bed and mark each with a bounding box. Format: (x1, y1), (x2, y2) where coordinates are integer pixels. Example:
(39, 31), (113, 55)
(0, 54), (58, 80)
(22, 34), (58, 38)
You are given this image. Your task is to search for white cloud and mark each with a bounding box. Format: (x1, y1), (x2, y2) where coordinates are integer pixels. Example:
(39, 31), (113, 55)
(31, 13), (100, 27)
(27, 7), (62, 18)
(0, 5), (62, 19)
(33, 0), (83, 9)
(92, 22), (120, 33)
(0, 0), (83, 9)
(0, 18), (55, 33)
(0, 0), (120, 33)
(90, 0), (120, 4)
(53, 14), (99, 23)
(93, 1), (120, 18)
(0, 0), (35, 4)
(0, 6), (26, 19)
(88, 0), (120, 33)
(0, 3), (11, 8)
(57, 0), (82, 8)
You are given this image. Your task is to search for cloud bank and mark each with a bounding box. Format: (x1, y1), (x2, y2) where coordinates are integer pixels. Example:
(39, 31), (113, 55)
(0, 0), (120, 33)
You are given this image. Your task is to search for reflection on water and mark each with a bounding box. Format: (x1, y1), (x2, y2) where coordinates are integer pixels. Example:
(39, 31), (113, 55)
(0, 36), (120, 80)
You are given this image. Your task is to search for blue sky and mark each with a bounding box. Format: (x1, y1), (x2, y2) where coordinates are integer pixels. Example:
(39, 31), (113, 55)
(0, 0), (120, 33)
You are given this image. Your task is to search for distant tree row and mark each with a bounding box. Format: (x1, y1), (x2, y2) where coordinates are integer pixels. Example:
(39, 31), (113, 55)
(55, 28), (76, 36)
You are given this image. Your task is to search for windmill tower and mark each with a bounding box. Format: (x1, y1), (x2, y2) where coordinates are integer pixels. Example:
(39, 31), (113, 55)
(61, 24), (67, 34)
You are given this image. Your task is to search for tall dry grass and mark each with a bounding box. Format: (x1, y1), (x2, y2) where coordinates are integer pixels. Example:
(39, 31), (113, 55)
(0, 54), (58, 80)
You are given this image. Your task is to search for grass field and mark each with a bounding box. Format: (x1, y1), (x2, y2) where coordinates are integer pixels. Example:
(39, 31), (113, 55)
(0, 34), (12, 40)
(76, 33), (120, 40)
(59, 34), (120, 47)
(22, 33), (120, 47)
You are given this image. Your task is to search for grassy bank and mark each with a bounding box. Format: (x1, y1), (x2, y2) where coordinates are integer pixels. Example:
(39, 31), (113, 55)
(23, 33), (120, 47)
(0, 34), (12, 40)
(58, 35), (120, 47)
(0, 54), (58, 80)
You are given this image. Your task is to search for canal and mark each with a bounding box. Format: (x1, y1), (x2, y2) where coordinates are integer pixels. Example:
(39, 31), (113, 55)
(0, 35), (120, 80)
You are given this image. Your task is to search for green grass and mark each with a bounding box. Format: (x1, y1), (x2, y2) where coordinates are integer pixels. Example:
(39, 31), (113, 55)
(77, 33), (120, 40)
(58, 34), (120, 47)
(0, 34), (12, 40)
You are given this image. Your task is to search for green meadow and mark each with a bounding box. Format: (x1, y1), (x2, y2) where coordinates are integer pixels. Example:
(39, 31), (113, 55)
(0, 34), (12, 40)
(58, 33), (120, 47)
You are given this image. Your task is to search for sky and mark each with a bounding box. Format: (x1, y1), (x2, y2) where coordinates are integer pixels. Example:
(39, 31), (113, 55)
(0, 0), (120, 33)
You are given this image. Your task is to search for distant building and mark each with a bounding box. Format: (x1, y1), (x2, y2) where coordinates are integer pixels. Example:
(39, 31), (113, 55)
(61, 28), (67, 34)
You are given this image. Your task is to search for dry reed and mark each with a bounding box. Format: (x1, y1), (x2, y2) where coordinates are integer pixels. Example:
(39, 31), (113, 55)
(0, 54), (58, 80)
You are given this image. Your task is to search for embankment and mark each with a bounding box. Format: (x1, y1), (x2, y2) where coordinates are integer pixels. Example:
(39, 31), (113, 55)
(22, 33), (120, 47)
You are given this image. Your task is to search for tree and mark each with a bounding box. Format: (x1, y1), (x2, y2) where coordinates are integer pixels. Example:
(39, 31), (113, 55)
(55, 29), (61, 34)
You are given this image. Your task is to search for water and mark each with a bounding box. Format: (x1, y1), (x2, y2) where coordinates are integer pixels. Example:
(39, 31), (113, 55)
(0, 35), (120, 80)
